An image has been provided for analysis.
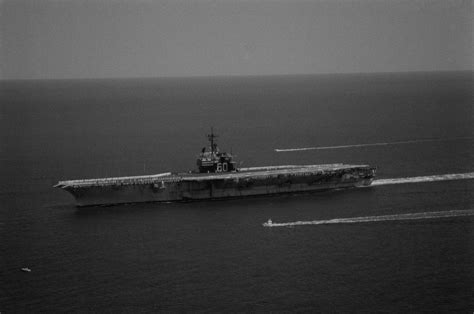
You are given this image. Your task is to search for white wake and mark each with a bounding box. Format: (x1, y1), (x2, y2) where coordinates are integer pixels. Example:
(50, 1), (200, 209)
(275, 137), (473, 152)
(372, 172), (474, 186)
(263, 209), (474, 227)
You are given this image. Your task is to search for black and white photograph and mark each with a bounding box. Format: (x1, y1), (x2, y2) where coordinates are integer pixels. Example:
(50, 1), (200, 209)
(1, 0), (473, 312)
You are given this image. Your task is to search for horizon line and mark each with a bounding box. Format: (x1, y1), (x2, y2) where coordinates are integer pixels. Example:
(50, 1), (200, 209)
(1, 69), (472, 82)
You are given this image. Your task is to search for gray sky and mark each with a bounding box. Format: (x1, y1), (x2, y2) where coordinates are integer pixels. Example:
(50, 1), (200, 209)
(1, 0), (472, 79)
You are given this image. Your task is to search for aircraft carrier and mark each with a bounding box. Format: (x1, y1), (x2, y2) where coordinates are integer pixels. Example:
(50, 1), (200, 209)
(55, 130), (376, 207)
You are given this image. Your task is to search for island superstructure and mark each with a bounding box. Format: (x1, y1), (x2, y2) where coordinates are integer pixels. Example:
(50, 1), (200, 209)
(55, 129), (376, 207)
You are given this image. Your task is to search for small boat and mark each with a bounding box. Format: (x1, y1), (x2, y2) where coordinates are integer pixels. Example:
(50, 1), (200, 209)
(21, 267), (31, 272)
(263, 219), (273, 227)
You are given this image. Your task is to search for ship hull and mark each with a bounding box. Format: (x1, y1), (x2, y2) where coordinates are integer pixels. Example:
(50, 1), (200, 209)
(56, 164), (375, 207)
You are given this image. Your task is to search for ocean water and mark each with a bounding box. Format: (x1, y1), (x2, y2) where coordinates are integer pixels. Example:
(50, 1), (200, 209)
(1, 72), (473, 312)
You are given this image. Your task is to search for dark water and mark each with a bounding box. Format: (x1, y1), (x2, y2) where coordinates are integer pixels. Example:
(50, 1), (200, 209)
(1, 72), (473, 312)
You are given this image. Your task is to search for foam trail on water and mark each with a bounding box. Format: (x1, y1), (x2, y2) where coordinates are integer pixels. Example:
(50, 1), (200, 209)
(263, 209), (474, 227)
(275, 136), (474, 152)
(372, 172), (474, 186)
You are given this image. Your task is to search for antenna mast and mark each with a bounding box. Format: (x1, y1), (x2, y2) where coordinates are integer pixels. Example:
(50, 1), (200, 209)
(207, 127), (218, 154)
